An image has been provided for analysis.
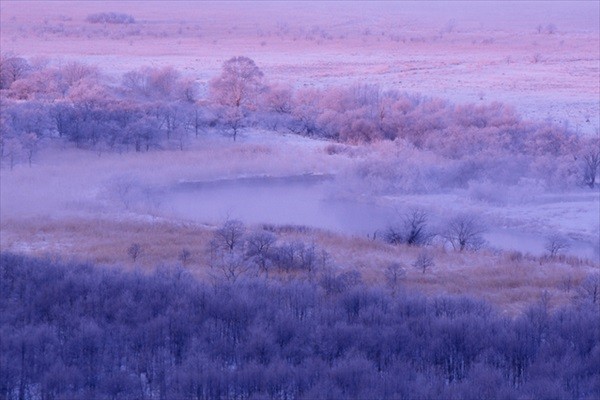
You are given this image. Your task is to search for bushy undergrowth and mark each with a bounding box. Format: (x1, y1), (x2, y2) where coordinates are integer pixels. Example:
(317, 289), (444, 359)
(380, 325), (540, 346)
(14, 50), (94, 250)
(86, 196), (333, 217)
(1, 253), (598, 400)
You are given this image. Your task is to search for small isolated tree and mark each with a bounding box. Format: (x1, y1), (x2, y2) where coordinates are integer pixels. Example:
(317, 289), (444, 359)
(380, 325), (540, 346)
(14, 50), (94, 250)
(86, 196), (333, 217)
(442, 214), (486, 251)
(412, 251), (435, 274)
(209, 56), (265, 141)
(127, 243), (142, 261)
(544, 233), (570, 257)
(384, 262), (406, 293)
(178, 248), (192, 265)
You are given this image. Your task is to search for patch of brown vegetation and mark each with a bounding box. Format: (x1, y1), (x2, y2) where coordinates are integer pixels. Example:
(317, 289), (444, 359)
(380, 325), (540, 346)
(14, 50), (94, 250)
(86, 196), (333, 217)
(3, 216), (596, 315)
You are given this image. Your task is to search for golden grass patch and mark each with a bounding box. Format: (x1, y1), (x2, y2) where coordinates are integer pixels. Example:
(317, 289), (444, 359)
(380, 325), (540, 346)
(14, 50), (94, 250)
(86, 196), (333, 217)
(1, 215), (598, 315)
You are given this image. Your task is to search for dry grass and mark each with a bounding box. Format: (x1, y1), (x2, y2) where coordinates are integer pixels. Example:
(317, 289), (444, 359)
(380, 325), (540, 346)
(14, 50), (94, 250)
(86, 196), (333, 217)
(2, 215), (597, 315)
(0, 216), (214, 274)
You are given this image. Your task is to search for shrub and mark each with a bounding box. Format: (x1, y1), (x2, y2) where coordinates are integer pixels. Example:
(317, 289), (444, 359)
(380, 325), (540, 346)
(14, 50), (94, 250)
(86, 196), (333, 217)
(86, 12), (135, 24)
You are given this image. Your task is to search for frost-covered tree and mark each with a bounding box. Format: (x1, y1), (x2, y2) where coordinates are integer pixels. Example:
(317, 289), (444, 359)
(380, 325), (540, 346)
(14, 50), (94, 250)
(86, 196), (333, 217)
(413, 251), (435, 274)
(212, 219), (246, 253)
(442, 214), (486, 251)
(580, 137), (600, 188)
(246, 231), (276, 278)
(384, 209), (433, 246)
(209, 56), (265, 140)
(0, 55), (30, 89)
(544, 234), (570, 257)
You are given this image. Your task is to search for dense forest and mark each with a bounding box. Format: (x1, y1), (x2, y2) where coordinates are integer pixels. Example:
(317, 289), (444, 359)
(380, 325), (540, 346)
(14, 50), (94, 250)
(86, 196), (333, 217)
(1, 252), (598, 400)
(1, 55), (598, 190)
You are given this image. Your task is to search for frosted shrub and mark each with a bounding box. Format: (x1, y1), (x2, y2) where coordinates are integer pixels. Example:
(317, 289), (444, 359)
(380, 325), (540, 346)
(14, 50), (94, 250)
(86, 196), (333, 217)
(127, 243), (141, 261)
(86, 12), (135, 24)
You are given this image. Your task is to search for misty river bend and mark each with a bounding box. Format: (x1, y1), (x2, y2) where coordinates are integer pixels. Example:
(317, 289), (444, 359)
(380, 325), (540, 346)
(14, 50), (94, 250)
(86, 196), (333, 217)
(163, 173), (393, 234)
(159, 174), (598, 260)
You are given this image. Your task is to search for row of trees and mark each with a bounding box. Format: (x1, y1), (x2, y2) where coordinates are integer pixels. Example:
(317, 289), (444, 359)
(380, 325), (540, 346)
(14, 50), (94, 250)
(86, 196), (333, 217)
(1, 55), (598, 188)
(1, 252), (598, 400)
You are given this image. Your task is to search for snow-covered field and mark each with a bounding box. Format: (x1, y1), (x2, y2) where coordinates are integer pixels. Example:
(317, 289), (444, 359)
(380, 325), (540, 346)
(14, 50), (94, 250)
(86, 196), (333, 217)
(2, 1), (598, 133)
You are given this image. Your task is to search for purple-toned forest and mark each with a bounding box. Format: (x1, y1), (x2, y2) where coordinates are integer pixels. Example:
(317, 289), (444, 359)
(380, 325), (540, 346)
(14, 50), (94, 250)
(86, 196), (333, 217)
(1, 1), (599, 399)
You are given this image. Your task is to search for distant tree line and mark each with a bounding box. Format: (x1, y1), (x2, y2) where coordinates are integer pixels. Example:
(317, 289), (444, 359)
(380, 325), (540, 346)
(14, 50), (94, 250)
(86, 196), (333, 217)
(1, 252), (598, 400)
(1, 55), (598, 188)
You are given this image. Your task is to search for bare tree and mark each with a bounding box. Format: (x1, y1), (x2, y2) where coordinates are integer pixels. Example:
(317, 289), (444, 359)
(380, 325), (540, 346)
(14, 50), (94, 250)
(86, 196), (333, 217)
(384, 209), (433, 246)
(384, 262), (406, 293)
(403, 209), (433, 246)
(3, 137), (21, 170)
(127, 243), (142, 261)
(544, 234), (570, 257)
(219, 106), (244, 142)
(579, 273), (599, 304)
(442, 214), (486, 251)
(111, 176), (140, 210)
(383, 226), (404, 245)
(178, 248), (192, 265)
(213, 251), (253, 283)
(580, 138), (600, 188)
(22, 132), (38, 167)
(212, 219), (246, 252)
(246, 231), (276, 278)
(412, 251), (435, 274)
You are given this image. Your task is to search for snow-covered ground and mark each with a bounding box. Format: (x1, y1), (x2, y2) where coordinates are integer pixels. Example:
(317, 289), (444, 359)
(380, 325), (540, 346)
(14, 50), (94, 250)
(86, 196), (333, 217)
(1, 1), (598, 134)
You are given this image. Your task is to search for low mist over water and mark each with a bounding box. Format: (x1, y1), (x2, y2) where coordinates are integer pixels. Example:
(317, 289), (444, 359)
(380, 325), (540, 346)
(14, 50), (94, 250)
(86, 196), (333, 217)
(163, 174), (394, 234)
(161, 175), (599, 259)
